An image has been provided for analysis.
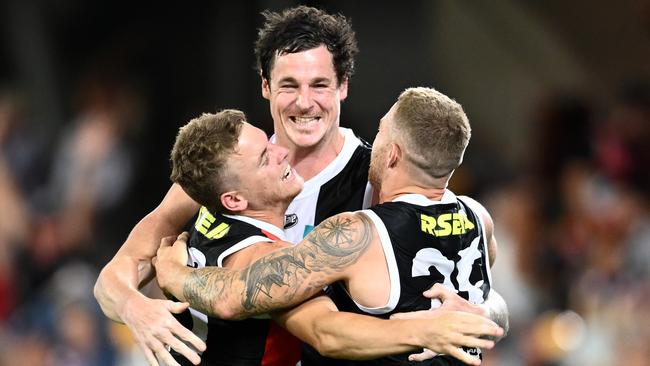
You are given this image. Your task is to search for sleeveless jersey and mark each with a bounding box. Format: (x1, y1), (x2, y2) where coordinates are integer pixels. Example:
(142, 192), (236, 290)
(171, 207), (301, 366)
(302, 191), (492, 366)
(277, 128), (373, 243)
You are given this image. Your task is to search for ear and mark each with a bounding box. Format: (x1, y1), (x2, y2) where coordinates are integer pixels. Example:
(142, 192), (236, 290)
(339, 78), (349, 102)
(220, 190), (248, 212)
(387, 143), (402, 168)
(261, 78), (271, 100)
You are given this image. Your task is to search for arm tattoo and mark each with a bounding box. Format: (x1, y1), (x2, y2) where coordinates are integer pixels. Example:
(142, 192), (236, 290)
(242, 252), (309, 310)
(183, 268), (235, 316)
(181, 213), (375, 317)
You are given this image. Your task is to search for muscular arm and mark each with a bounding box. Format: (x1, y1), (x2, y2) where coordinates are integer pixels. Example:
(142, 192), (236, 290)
(94, 184), (205, 366)
(274, 295), (500, 365)
(156, 212), (374, 320)
(94, 184), (199, 321)
(155, 224), (502, 364)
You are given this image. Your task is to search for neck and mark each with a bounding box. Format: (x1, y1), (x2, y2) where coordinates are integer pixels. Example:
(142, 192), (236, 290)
(378, 168), (449, 203)
(239, 205), (288, 230)
(277, 129), (345, 181)
(379, 185), (447, 203)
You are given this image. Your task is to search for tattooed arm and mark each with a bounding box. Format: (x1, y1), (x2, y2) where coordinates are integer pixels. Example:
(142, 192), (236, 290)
(155, 222), (503, 363)
(155, 212), (375, 320)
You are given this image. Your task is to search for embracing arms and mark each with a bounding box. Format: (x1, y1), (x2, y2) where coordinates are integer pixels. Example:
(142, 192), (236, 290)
(155, 205), (507, 333)
(155, 213), (502, 365)
(277, 295), (500, 365)
(94, 184), (198, 320)
(156, 212), (374, 319)
(94, 184), (205, 366)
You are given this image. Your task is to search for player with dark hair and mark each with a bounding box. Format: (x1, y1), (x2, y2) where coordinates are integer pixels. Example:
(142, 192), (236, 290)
(255, 6), (358, 88)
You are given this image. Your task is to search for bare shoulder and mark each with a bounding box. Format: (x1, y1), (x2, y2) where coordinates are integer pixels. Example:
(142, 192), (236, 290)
(307, 212), (375, 250)
(295, 212), (376, 272)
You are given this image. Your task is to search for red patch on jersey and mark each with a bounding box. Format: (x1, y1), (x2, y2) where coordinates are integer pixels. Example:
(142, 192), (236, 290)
(262, 229), (280, 241)
(258, 229), (300, 365)
(261, 321), (301, 366)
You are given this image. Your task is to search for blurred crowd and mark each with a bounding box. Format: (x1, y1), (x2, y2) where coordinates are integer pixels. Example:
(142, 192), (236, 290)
(0, 67), (648, 366)
(480, 82), (650, 366)
(0, 73), (147, 366)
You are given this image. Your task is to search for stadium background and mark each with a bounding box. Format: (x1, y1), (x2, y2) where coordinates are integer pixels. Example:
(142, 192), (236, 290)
(1, 1), (649, 365)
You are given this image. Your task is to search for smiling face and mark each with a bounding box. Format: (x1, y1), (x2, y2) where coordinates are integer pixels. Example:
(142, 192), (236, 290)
(262, 45), (348, 151)
(226, 122), (304, 210)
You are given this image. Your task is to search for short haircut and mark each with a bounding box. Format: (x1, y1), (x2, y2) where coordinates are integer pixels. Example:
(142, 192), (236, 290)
(255, 5), (358, 85)
(170, 109), (245, 212)
(393, 87), (471, 178)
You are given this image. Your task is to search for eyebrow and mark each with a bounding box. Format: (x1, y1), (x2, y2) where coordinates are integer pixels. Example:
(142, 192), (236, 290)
(277, 77), (298, 84)
(311, 77), (331, 84)
(276, 76), (332, 85)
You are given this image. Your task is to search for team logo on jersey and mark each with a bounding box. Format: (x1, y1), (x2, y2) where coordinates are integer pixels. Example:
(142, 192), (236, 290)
(194, 206), (230, 239)
(420, 212), (475, 237)
(284, 213), (298, 229)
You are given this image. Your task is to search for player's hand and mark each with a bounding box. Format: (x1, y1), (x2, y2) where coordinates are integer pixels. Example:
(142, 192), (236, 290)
(392, 309), (503, 365)
(422, 284), (506, 342)
(154, 232), (190, 290)
(390, 284), (499, 364)
(424, 283), (486, 316)
(121, 293), (206, 366)
(389, 283), (487, 327)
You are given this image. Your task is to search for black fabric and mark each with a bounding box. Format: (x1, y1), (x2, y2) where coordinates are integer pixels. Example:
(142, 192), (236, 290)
(313, 139), (371, 225)
(305, 197), (490, 366)
(172, 210), (290, 365)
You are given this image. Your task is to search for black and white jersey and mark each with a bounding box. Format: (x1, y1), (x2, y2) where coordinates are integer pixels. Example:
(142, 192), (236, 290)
(303, 191), (492, 366)
(172, 206), (301, 366)
(277, 128), (373, 243)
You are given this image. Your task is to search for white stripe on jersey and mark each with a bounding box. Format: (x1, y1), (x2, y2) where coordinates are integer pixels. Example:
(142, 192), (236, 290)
(223, 214), (287, 240)
(350, 209), (402, 314)
(280, 127), (368, 244)
(456, 196), (493, 288)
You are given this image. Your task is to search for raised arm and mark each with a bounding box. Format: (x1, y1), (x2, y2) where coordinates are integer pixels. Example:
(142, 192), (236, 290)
(155, 212), (374, 320)
(94, 183), (205, 366)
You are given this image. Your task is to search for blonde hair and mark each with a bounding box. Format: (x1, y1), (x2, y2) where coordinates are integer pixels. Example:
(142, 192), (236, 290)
(392, 87), (471, 178)
(170, 109), (245, 212)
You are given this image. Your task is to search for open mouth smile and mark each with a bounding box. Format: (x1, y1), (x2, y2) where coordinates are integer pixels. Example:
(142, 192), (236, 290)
(290, 116), (320, 124)
(282, 165), (292, 181)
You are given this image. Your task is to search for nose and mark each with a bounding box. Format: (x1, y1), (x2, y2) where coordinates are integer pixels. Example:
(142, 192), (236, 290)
(295, 86), (313, 111)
